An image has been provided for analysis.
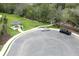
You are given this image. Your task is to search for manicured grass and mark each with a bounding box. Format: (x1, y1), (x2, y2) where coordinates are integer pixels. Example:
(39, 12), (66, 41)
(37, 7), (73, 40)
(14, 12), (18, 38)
(7, 28), (20, 36)
(0, 45), (3, 51)
(47, 25), (61, 29)
(0, 13), (45, 37)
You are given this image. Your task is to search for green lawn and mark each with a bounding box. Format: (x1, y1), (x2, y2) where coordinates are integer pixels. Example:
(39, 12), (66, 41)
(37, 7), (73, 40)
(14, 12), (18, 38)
(0, 13), (45, 37)
(0, 45), (3, 50)
(46, 25), (60, 29)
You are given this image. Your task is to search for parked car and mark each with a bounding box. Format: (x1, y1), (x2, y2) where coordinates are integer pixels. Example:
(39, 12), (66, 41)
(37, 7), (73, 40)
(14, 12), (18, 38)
(59, 28), (71, 35)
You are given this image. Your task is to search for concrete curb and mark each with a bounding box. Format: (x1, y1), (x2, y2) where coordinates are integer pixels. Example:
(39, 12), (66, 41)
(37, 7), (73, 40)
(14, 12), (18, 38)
(72, 32), (79, 38)
(49, 28), (79, 38)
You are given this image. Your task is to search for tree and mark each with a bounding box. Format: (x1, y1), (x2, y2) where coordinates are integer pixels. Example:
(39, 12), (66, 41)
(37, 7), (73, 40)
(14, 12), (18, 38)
(0, 15), (8, 36)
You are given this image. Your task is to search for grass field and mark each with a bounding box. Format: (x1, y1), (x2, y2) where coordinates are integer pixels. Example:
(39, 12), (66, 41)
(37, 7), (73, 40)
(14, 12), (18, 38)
(46, 25), (61, 29)
(0, 13), (45, 37)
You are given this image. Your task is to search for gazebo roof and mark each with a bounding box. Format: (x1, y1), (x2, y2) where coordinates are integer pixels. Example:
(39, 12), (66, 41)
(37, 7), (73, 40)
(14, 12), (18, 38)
(12, 20), (22, 25)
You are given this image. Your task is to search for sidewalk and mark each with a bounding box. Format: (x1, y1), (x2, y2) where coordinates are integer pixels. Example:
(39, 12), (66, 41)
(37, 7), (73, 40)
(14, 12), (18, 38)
(18, 28), (23, 33)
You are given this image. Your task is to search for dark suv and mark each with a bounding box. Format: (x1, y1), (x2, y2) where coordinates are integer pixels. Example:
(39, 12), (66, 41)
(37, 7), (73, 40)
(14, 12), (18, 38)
(59, 28), (71, 35)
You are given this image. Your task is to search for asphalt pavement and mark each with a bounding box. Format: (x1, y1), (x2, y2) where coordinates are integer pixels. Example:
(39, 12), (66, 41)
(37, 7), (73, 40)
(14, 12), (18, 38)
(6, 28), (79, 56)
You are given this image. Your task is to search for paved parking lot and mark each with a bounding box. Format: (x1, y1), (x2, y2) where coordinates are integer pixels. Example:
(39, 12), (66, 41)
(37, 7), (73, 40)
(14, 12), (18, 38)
(6, 28), (79, 56)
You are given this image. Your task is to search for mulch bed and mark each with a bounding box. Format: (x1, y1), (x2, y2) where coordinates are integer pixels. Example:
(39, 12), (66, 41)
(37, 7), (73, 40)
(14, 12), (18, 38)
(0, 33), (11, 50)
(0, 33), (11, 45)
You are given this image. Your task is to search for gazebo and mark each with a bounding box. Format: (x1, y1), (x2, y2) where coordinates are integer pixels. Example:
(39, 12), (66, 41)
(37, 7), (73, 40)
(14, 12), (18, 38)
(11, 20), (23, 30)
(12, 20), (22, 26)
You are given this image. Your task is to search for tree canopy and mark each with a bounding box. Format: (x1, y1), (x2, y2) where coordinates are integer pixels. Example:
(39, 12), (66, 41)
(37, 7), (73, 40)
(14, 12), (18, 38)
(0, 3), (79, 29)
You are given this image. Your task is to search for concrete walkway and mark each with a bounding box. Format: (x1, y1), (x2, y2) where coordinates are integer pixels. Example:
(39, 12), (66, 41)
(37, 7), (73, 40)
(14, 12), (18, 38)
(10, 25), (23, 33)
(18, 28), (23, 33)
